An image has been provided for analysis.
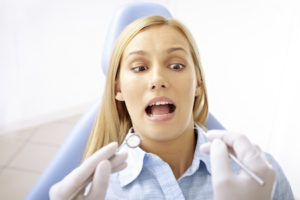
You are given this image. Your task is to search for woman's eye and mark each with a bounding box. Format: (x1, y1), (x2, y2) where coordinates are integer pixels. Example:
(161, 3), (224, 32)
(169, 63), (185, 70)
(131, 66), (148, 72)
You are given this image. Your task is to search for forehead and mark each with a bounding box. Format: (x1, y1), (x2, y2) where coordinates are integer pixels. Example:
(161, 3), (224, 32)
(123, 25), (190, 54)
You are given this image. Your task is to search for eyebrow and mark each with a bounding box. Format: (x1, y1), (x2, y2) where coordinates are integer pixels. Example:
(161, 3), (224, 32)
(125, 47), (188, 60)
(166, 47), (188, 55)
(126, 50), (148, 58)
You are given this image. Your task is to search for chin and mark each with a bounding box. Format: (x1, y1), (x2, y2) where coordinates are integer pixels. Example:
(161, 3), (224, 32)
(143, 126), (182, 141)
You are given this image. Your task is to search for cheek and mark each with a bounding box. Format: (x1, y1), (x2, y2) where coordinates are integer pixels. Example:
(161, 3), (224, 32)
(177, 74), (196, 96)
(120, 73), (146, 109)
(175, 74), (197, 111)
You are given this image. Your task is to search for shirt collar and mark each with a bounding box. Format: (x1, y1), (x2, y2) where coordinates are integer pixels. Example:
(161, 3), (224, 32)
(188, 125), (240, 176)
(188, 125), (212, 175)
(117, 124), (239, 187)
(118, 132), (146, 187)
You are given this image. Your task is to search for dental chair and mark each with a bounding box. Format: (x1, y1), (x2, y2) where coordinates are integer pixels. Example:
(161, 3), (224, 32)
(25, 3), (225, 200)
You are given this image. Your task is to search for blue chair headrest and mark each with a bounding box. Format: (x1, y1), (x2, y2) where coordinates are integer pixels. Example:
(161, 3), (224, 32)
(101, 2), (172, 75)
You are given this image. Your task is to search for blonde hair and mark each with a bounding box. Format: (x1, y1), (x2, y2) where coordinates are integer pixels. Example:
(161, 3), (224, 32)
(83, 15), (209, 160)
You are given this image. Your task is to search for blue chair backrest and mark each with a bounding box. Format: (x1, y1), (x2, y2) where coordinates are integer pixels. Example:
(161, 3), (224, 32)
(101, 2), (172, 75)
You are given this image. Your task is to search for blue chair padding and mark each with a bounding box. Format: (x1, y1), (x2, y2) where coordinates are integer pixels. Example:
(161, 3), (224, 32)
(25, 3), (224, 200)
(206, 113), (225, 130)
(25, 101), (99, 200)
(101, 2), (172, 75)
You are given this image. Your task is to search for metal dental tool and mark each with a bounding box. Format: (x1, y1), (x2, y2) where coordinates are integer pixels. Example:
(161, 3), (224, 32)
(70, 128), (141, 200)
(202, 128), (265, 186)
(125, 131), (142, 148)
(229, 153), (265, 185)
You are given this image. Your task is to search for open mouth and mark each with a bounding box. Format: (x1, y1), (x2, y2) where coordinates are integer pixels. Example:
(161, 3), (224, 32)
(145, 101), (176, 116)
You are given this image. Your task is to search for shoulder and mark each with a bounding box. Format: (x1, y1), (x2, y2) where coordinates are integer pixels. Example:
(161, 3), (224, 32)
(265, 153), (295, 200)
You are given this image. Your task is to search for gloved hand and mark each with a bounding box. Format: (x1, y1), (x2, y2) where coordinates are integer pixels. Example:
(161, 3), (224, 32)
(200, 130), (276, 200)
(49, 142), (127, 200)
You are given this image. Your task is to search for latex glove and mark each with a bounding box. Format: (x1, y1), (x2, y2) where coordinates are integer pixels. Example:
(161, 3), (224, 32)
(49, 142), (127, 200)
(200, 130), (276, 200)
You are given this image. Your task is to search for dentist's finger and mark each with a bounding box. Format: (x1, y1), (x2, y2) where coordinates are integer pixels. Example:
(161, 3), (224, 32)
(88, 160), (111, 200)
(112, 162), (127, 173)
(208, 131), (274, 178)
(210, 139), (234, 184)
(205, 130), (228, 141)
(200, 142), (211, 154)
(60, 142), (118, 194)
(109, 152), (128, 173)
(206, 131), (258, 163)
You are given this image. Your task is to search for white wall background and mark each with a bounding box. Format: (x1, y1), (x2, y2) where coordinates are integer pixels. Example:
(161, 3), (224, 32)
(172, 0), (300, 197)
(1, 0), (299, 197)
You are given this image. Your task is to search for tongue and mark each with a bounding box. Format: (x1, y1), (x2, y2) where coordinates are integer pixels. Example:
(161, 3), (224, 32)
(151, 105), (170, 115)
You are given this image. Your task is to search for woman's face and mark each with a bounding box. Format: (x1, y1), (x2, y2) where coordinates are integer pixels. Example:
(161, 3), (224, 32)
(116, 25), (201, 142)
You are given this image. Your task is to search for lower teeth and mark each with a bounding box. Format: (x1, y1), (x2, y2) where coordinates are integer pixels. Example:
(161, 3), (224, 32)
(150, 113), (170, 117)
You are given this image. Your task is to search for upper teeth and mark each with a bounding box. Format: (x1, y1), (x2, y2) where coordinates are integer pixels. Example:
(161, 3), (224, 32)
(149, 101), (171, 106)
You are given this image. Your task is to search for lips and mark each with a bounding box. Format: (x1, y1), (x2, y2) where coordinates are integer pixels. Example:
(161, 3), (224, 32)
(145, 97), (176, 122)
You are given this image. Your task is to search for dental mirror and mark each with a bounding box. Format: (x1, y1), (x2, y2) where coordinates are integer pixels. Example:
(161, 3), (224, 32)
(71, 128), (141, 200)
(125, 128), (142, 148)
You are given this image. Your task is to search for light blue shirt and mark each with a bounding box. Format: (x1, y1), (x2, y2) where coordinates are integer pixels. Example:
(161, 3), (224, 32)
(106, 125), (294, 200)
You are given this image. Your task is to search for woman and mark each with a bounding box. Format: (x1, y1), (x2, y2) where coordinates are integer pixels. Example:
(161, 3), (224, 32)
(50, 16), (294, 200)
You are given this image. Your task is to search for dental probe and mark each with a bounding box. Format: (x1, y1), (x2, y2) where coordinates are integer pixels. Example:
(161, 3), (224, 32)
(203, 131), (264, 185)
(70, 130), (141, 200)
(228, 153), (265, 185)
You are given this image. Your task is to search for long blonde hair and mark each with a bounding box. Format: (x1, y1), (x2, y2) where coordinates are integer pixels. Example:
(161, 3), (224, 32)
(83, 15), (209, 160)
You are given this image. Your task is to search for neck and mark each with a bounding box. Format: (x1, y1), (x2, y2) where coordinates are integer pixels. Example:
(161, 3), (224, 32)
(141, 125), (196, 179)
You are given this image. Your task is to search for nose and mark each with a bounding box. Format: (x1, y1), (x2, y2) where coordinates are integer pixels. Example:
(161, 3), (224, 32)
(151, 82), (166, 90)
(149, 65), (169, 90)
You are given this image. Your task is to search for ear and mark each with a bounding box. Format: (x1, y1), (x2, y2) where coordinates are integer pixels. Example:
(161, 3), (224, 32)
(115, 80), (124, 101)
(195, 81), (202, 96)
(195, 87), (201, 96)
(115, 92), (124, 101)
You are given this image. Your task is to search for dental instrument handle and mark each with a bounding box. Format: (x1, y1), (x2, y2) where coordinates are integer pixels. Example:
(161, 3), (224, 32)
(70, 131), (141, 200)
(69, 174), (93, 200)
(229, 153), (265, 185)
(69, 154), (116, 200)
